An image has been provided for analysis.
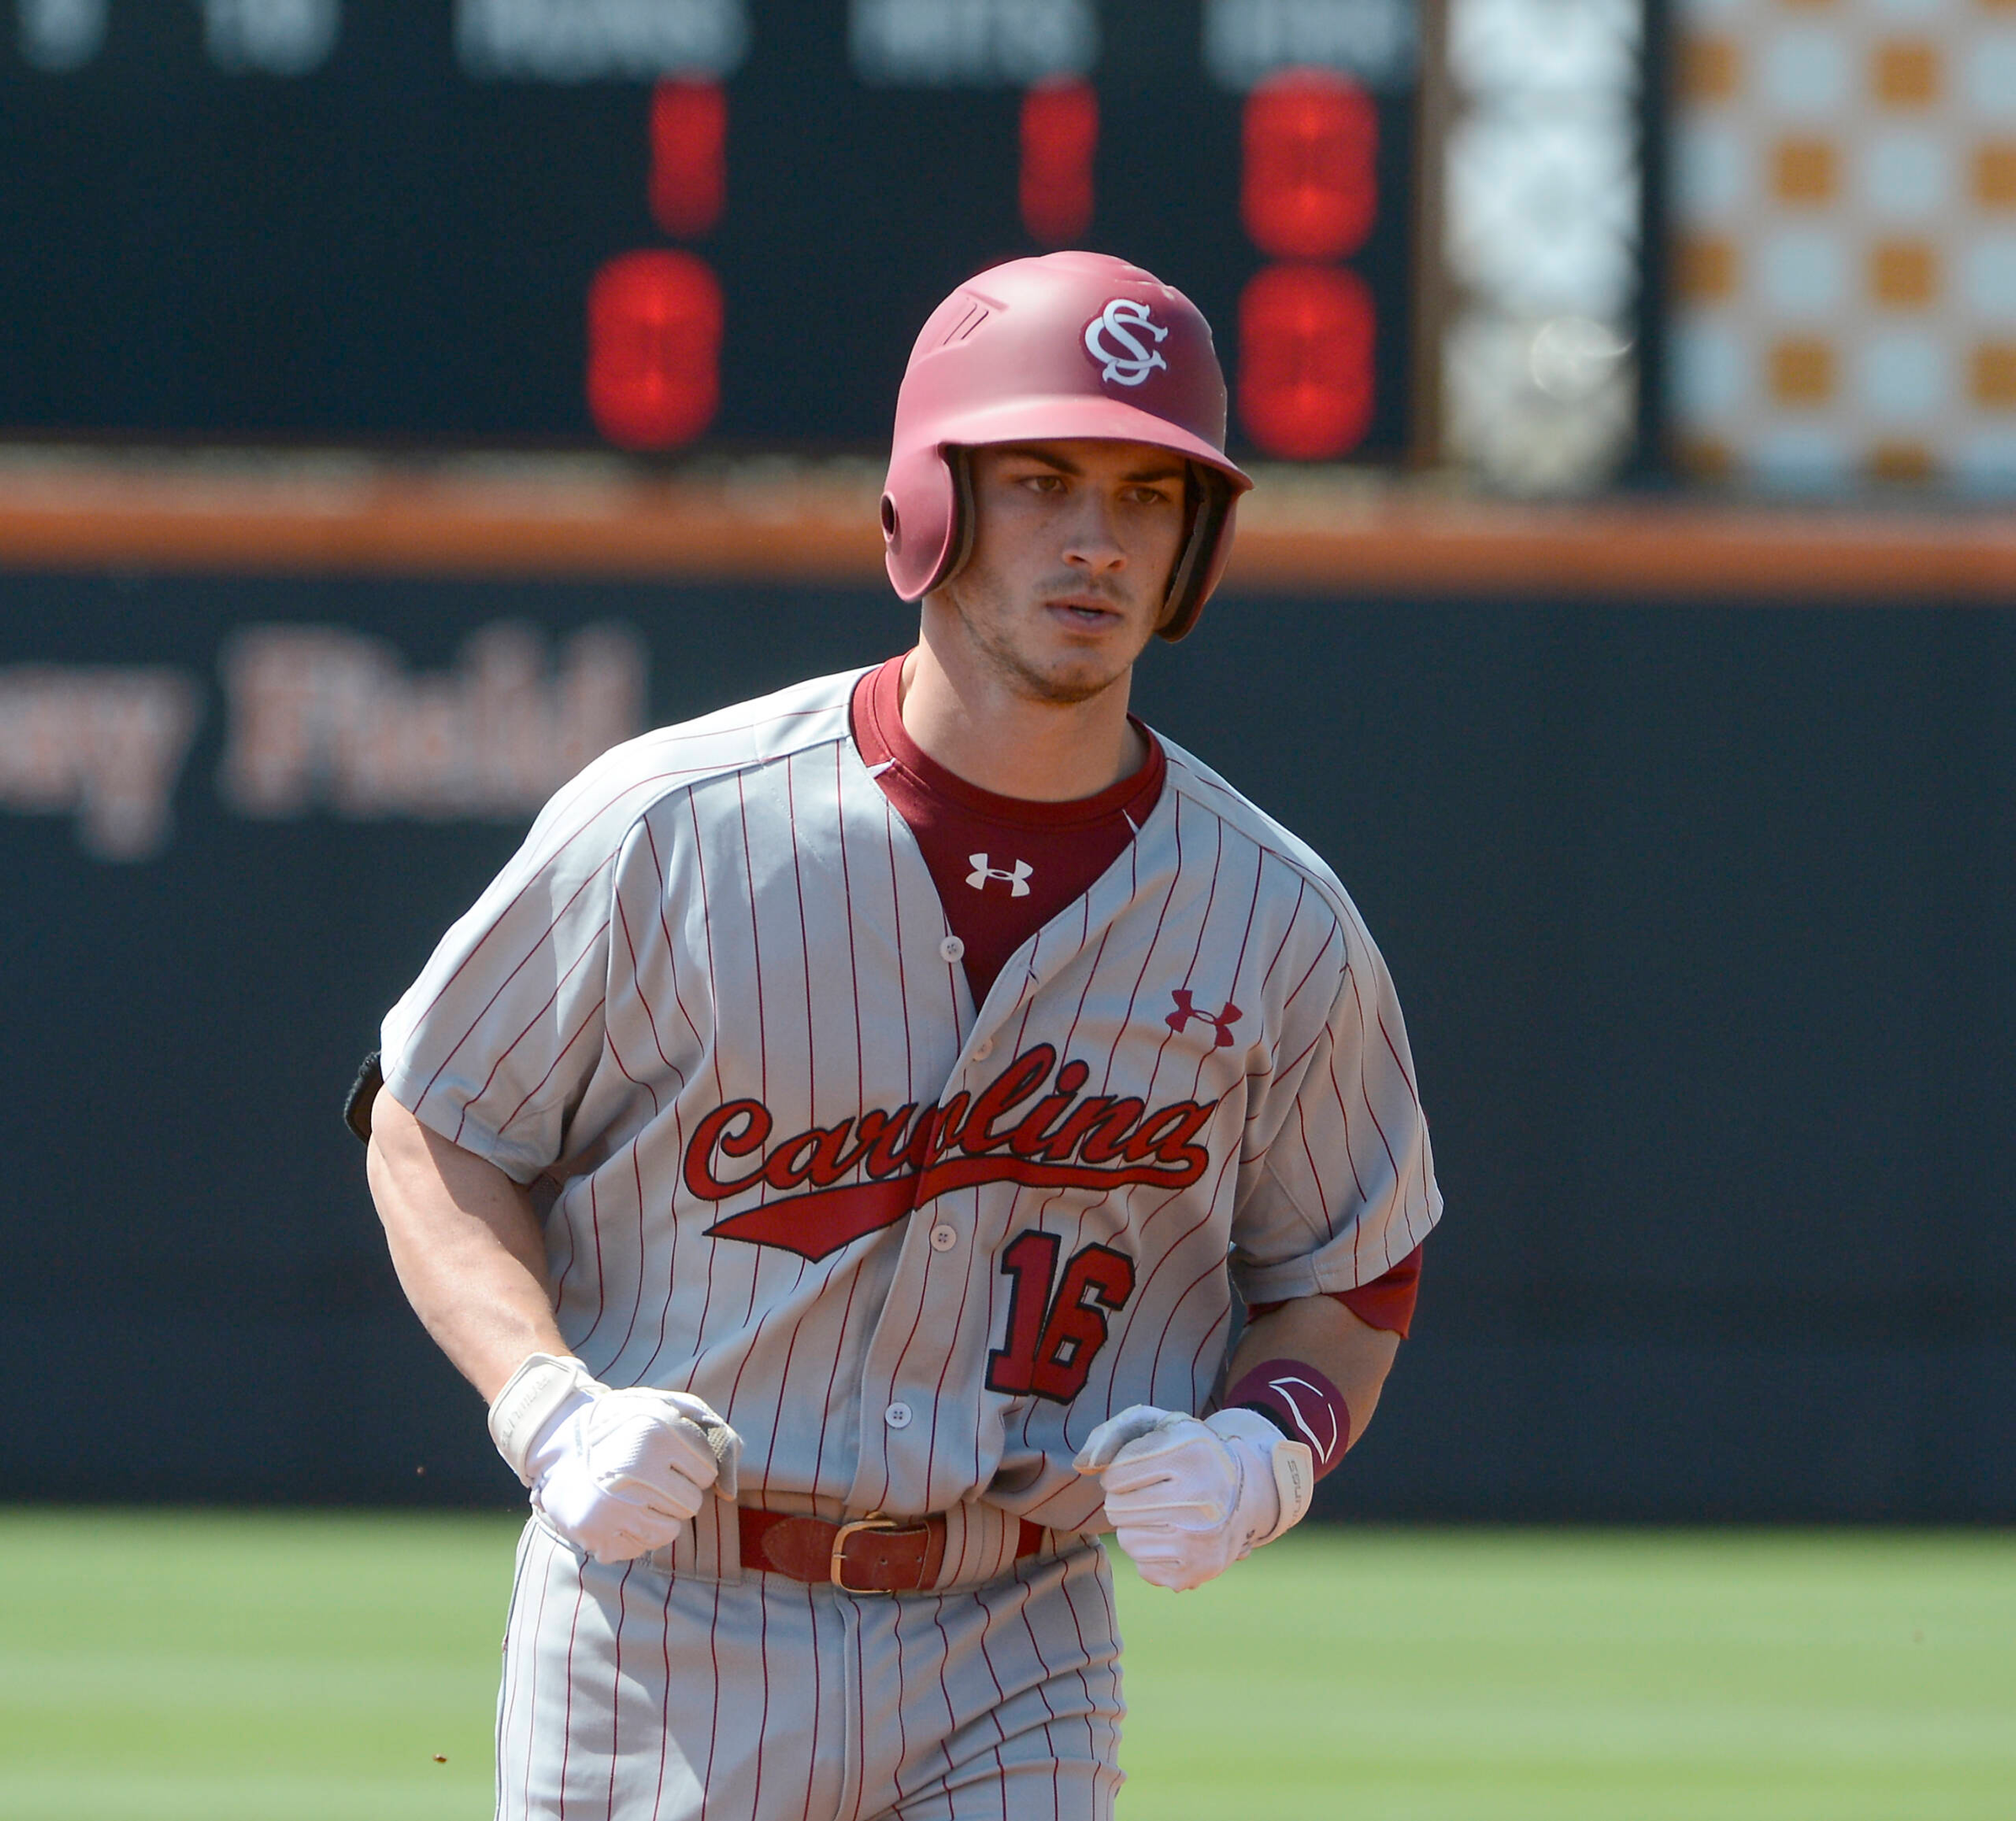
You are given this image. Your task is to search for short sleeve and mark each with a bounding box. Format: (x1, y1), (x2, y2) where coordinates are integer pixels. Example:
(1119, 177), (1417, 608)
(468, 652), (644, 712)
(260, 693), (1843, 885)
(1231, 905), (1442, 1306)
(378, 753), (653, 1183)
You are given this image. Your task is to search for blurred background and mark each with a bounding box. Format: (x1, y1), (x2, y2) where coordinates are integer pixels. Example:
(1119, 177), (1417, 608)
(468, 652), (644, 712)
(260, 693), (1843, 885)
(1, 0), (2011, 1529)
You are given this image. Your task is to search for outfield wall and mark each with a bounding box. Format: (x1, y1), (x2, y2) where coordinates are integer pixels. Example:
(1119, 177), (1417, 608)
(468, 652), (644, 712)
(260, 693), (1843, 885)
(3, 559), (2011, 1521)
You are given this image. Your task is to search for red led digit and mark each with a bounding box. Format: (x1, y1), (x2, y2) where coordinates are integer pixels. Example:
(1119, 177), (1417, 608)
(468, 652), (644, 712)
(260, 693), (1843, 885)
(1236, 263), (1376, 460)
(1019, 78), (1097, 246)
(649, 78), (728, 239)
(1241, 71), (1377, 261)
(586, 250), (723, 449)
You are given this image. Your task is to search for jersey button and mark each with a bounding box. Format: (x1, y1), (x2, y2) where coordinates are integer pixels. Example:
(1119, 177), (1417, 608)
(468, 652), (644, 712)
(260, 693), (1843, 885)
(929, 1223), (958, 1252)
(938, 936), (965, 963)
(972, 1036), (993, 1061)
(884, 1401), (913, 1429)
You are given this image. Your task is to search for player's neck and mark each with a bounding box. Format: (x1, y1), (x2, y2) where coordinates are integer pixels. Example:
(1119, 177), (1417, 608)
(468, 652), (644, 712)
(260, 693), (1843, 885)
(899, 637), (1146, 803)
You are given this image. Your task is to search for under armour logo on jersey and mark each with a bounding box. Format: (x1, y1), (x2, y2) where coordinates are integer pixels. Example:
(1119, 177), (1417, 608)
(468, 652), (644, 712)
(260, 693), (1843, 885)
(966, 853), (1033, 896)
(1167, 989), (1241, 1046)
(1083, 298), (1169, 387)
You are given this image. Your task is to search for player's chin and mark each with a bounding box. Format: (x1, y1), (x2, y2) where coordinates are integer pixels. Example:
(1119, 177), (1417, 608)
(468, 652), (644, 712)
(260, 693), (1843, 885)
(1020, 650), (1133, 706)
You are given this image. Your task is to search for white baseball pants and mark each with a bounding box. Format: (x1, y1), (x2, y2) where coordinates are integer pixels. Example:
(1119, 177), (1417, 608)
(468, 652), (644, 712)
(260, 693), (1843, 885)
(495, 1518), (1126, 1821)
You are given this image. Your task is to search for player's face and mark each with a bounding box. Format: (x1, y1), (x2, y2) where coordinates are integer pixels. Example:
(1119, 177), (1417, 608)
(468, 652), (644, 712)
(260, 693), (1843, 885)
(936, 439), (1189, 706)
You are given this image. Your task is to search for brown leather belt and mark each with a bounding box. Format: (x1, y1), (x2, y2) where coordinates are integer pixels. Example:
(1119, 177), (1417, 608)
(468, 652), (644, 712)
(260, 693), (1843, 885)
(738, 1507), (1046, 1594)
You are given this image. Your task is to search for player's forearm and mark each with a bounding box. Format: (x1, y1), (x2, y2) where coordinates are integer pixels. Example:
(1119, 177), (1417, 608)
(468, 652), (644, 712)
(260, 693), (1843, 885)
(365, 1090), (569, 1403)
(1225, 1294), (1400, 1456)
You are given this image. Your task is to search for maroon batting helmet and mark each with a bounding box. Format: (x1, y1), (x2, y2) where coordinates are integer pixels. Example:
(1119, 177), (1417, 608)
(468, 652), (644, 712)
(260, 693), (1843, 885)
(880, 251), (1253, 642)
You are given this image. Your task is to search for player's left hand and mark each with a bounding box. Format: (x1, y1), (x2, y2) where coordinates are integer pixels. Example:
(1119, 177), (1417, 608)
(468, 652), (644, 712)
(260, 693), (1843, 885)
(1073, 1405), (1314, 1592)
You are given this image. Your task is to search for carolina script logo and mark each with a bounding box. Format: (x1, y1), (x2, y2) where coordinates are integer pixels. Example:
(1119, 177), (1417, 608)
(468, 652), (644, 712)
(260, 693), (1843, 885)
(685, 1044), (1218, 1263)
(1083, 298), (1169, 387)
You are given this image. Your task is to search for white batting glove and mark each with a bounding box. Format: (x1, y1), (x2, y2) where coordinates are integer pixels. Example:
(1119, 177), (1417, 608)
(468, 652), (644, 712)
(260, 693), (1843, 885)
(1073, 1404), (1314, 1592)
(488, 1354), (743, 1566)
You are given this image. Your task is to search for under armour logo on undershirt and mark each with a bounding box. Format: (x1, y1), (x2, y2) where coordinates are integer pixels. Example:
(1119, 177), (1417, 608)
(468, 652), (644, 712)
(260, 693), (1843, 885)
(1166, 989), (1242, 1046)
(966, 854), (1033, 896)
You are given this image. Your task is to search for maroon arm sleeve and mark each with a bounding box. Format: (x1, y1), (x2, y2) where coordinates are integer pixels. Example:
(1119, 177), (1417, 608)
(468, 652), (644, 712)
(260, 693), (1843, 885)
(1246, 1241), (1423, 1339)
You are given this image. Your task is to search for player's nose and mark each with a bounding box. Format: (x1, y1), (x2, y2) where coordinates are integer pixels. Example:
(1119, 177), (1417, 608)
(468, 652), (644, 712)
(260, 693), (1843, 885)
(1059, 489), (1127, 574)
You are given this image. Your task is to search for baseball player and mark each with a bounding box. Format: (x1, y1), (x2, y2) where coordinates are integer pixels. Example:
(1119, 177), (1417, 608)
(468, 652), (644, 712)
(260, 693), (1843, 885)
(358, 250), (1438, 1820)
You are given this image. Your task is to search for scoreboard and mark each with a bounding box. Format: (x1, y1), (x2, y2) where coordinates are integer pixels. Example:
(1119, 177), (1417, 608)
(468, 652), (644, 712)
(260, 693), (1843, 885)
(0, 0), (1423, 460)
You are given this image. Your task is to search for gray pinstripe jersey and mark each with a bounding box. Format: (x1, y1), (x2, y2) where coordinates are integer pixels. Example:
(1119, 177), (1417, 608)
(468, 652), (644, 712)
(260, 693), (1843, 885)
(381, 665), (1441, 1534)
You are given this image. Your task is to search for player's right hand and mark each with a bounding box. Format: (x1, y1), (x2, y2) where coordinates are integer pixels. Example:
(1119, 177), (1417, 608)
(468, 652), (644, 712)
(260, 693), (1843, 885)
(488, 1355), (742, 1566)
(531, 1388), (741, 1565)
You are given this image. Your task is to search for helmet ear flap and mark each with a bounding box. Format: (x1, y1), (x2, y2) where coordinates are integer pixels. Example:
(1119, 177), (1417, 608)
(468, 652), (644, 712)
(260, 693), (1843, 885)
(937, 445), (976, 592)
(883, 443), (972, 600)
(1157, 465), (1234, 642)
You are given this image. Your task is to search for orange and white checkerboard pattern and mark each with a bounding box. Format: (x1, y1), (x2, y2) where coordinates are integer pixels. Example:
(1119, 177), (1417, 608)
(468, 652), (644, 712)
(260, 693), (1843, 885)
(1670, 0), (2016, 489)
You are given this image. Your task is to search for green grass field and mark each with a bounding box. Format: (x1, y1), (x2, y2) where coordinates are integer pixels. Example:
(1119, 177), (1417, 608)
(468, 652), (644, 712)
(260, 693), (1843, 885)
(0, 1512), (2008, 1819)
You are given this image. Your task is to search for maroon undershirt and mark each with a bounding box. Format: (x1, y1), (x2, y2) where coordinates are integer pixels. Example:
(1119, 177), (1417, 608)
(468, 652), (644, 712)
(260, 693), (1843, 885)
(848, 652), (1422, 1338)
(849, 653), (1165, 1004)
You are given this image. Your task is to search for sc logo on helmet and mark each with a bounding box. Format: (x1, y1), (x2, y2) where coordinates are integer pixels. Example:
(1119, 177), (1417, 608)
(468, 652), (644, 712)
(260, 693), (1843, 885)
(1083, 298), (1169, 387)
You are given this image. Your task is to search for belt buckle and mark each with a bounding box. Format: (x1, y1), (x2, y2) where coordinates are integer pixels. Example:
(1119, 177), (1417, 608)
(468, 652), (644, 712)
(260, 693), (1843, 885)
(830, 1514), (900, 1593)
